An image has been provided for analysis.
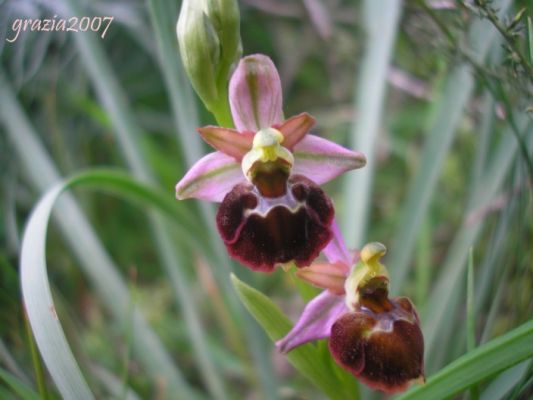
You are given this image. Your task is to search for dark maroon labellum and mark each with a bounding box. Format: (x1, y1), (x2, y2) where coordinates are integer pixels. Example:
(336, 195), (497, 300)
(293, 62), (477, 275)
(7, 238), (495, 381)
(329, 286), (425, 394)
(216, 175), (334, 272)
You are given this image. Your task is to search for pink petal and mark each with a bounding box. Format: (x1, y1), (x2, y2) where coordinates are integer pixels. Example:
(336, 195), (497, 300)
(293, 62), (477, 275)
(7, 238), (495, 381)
(175, 152), (245, 202)
(295, 262), (347, 295)
(229, 54), (283, 132)
(323, 219), (353, 268)
(292, 135), (366, 185)
(276, 112), (316, 150)
(276, 290), (347, 354)
(197, 126), (254, 160)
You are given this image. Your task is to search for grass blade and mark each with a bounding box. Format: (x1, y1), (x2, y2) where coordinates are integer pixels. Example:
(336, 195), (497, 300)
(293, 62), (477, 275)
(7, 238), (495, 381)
(342, 0), (403, 247)
(0, 73), (199, 399)
(18, 167), (240, 399)
(20, 182), (94, 399)
(0, 339), (30, 385)
(24, 313), (49, 400)
(527, 17), (533, 63)
(56, 0), (229, 396)
(91, 364), (142, 400)
(398, 319), (533, 400)
(466, 248), (476, 353)
(388, 0), (512, 291)
(481, 360), (531, 400)
(466, 248), (479, 400)
(147, 0), (203, 166)
(424, 119), (532, 369)
(0, 368), (40, 400)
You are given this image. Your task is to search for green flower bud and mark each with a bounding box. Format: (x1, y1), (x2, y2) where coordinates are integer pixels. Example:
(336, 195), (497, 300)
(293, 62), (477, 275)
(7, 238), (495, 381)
(176, 0), (241, 123)
(205, 0), (241, 70)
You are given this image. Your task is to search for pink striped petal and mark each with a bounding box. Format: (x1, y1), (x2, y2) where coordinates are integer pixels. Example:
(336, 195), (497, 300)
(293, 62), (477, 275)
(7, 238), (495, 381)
(197, 126), (254, 160)
(276, 290), (347, 354)
(292, 135), (366, 185)
(175, 152), (245, 202)
(229, 54), (283, 132)
(295, 262), (347, 295)
(323, 219), (353, 268)
(276, 112), (316, 150)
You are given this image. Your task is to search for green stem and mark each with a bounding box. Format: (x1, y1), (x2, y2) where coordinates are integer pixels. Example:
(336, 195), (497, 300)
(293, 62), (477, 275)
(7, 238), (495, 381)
(120, 276), (136, 400)
(24, 312), (50, 400)
(209, 96), (234, 128)
(210, 64), (235, 128)
(466, 248), (480, 400)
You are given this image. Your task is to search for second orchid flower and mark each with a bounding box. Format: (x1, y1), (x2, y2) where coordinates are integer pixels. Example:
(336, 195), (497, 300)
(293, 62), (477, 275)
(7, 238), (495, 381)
(277, 239), (425, 394)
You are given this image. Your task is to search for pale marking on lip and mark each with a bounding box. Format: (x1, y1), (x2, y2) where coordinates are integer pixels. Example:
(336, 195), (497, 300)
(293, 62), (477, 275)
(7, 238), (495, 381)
(242, 183), (306, 217)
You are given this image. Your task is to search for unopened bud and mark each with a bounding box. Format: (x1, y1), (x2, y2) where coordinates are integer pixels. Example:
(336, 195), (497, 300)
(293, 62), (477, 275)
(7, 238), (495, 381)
(177, 0), (241, 114)
(204, 0), (241, 69)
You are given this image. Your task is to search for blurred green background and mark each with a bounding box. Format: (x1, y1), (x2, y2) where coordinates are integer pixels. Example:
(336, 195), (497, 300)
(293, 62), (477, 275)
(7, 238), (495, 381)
(0, 0), (532, 399)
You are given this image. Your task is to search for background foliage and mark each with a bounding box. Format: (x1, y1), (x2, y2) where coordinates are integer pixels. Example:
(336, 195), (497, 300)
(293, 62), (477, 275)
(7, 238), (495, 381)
(0, 0), (532, 399)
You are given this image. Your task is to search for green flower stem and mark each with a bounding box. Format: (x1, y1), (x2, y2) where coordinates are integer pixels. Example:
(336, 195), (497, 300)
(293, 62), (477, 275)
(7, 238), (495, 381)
(24, 312), (50, 400)
(209, 94), (234, 128)
(209, 66), (235, 128)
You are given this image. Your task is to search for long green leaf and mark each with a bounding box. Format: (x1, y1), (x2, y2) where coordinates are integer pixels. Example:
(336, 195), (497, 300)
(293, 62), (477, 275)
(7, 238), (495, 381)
(397, 320), (533, 400)
(20, 182), (94, 399)
(231, 274), (359, 400)
(70, 169), (203, 241)
(19, 167), (249, 399)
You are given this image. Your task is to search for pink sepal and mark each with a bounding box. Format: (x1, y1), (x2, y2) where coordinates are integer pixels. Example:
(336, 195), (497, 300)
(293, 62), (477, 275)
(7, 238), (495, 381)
(276, 291), (347, 354)
(175, 152), (245, 202)
(292, 135), (366, 185)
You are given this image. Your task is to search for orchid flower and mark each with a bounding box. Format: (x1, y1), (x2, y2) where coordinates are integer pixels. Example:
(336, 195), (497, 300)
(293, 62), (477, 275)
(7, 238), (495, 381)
(277, 233), (425, 394)
(175, 54), (366, 272)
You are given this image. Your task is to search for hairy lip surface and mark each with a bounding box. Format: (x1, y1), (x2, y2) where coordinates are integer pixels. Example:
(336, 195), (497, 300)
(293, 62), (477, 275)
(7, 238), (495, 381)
(329, 297), (424, 394)
(216, 175), (334, 272)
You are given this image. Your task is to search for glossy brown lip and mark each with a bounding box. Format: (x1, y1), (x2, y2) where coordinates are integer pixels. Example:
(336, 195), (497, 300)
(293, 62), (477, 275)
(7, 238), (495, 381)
(216, 175), (334, 272)
(329, 294), (425, 394)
